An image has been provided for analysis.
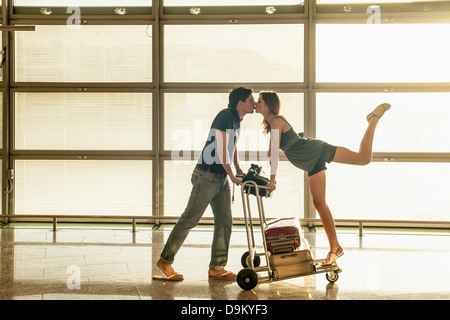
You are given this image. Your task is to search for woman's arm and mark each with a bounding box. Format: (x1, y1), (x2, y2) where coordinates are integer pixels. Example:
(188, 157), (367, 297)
(268, 119), (282, 191)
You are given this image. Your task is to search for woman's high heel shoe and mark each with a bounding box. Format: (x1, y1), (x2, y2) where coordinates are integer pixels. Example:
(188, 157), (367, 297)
(367, 103), (391, 122)
(321, 246), (344, 267)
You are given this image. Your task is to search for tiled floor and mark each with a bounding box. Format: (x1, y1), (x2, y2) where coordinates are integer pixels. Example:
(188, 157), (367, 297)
(0, 224), (449, 300)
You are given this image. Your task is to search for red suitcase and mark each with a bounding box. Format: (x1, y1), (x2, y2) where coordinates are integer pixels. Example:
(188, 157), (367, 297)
(265, 217), (302, 254)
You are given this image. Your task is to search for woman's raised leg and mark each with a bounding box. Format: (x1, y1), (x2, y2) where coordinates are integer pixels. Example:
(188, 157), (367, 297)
(333, 103), (390, 166)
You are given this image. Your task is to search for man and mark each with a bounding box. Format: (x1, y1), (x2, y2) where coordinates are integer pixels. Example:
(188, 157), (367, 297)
(154, 87), (256, 281)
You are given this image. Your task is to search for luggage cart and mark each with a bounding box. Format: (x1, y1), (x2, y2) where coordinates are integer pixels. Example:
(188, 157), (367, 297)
(237, 180), (342, 290)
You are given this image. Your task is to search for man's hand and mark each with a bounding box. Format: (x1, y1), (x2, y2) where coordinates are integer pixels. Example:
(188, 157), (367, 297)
(235, 169), (245, 179)
(230, 175), (243, 185)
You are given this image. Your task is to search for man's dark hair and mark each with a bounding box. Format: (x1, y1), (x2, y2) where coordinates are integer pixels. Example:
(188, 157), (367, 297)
(228, 87), (253, 109)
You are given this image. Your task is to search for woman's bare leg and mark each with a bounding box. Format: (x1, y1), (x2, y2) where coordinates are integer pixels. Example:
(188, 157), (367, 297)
(308, 170), (343, 265)
(333, 119), (377, 166)
(333, 103), (390, 166)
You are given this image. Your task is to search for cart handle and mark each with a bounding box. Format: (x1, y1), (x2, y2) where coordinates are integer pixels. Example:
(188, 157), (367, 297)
(240, 180), (272, 190)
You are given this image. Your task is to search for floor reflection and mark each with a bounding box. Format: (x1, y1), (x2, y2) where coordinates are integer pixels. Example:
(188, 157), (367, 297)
(0, 225), (449, 300)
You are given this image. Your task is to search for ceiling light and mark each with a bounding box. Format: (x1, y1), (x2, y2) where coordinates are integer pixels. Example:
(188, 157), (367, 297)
(115, 7), (127, 15)
(190, 7), (201, 15)
(40, 8), (52, 15)
(265, 6), (276, 14)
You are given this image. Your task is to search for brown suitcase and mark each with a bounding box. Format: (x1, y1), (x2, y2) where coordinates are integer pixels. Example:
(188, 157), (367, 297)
(269, 238), (315, 278)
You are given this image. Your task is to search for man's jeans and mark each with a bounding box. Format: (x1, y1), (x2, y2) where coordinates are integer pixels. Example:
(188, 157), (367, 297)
(160, 167), (232, 270)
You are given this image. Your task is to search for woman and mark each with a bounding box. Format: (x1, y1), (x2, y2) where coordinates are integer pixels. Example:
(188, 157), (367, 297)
(255, 91), (390, 266)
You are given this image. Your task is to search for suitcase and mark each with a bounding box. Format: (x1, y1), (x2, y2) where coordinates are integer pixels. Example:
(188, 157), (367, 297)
(269, 238), (315, 279)
(265, 217), (302, 254)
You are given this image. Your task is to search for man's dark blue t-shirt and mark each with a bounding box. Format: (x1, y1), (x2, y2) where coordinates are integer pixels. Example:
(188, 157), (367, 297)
(196, 107), (241, 175)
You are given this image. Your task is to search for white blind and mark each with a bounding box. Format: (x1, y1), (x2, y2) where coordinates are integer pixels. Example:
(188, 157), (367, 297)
(15, 25), (152, 83)
(316, 24), (450, 83)
(164, 24), (303, 83)
(15, 160), (152, 216)
(15, 92), (152, 150)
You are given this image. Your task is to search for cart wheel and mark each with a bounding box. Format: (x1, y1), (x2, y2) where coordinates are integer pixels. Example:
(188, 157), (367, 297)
(237, 269), (259, 290)
(326, 271), (339, 283)
(241, 251), (261, 268)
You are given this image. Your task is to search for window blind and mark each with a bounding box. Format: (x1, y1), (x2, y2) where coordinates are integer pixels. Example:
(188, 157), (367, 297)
(316, 24), (450, 83)
(164, 24), (303, 83)
(15, 160), (152, 216)
(15, 92), (152, 151)
(15, 25), (152, 83)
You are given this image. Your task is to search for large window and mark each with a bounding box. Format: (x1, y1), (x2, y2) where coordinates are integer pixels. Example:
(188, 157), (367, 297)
(1, 1), (449, 226)
(162, 14), (306, 220)
(7, 3), (154, 219)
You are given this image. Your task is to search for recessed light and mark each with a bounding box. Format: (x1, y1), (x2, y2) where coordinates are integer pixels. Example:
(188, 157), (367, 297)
(190, 7), (201, 15)
(115, 8), (127, 15)
(40, 8), (52, 15)
(265, 6), (276, 14)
